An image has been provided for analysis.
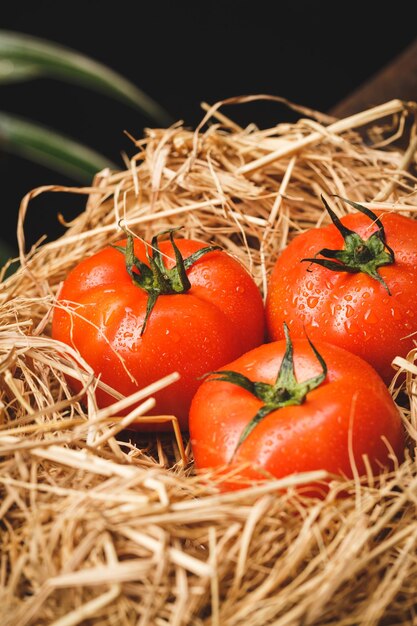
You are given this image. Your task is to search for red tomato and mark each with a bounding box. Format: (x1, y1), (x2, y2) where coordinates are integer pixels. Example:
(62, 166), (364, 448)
(52, 231), (265, 429)
(189, 334), (404, 491)
(266, 199), (417, 383)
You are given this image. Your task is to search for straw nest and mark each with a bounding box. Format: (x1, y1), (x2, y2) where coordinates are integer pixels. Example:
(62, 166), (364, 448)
(1, 95), (417, 626)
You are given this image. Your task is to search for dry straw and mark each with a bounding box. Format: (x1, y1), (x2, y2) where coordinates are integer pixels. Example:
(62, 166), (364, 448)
(1, 95), (417, 625)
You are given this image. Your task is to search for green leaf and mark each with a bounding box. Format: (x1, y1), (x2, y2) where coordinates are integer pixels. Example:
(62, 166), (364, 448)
(0, 59), (41, 83)
(0, 111), (117, 183)
(0, 30), (173, 126)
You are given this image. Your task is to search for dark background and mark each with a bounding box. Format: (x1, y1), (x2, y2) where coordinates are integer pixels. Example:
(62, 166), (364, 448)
(1, 1), (416, 252)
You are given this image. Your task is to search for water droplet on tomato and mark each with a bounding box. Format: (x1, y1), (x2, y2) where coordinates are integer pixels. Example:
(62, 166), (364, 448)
(344, 294), (352, 302)
(306, 280), (314, 291)
(364, 309), (378, 324)
(236, 285), (245, 293)
(345, 305), (354, 318)
(307, 296), (319, 309)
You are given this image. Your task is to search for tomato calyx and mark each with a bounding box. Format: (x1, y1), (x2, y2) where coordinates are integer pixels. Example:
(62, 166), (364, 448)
(206, 323), (327, 456)
(301, 196), (395, 294)
(114, 228), (221, 335)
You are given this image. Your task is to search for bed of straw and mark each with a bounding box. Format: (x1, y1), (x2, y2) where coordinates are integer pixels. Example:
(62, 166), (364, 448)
(1, 95), (417, 626)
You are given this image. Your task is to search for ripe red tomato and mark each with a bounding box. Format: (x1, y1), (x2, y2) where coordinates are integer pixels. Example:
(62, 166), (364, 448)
(52, 231), (265, 429)
(266, 198), (417, 383)
(189, 331), (404, 491)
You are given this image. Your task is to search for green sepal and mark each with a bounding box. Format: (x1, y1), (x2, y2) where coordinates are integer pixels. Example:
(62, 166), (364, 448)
(204, 370), (258, 396)
(167, 229), (192, 292)
(234, 405), (275, 452)
(183, 245), (222, 269)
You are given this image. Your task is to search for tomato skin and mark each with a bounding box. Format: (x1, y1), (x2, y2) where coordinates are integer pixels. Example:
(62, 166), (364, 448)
(266, 211), (417, 383)
(52, 237), (265, 429)
(189, 340), (404, 490)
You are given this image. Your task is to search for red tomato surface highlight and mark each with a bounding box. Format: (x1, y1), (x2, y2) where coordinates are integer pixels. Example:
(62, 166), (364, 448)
(189, 338), (404, 491)
(52, 234), (265, 429)
(266, 205), (417, 383)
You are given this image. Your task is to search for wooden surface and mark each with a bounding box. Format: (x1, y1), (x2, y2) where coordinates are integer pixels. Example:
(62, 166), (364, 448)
(330, 39), (417, 117)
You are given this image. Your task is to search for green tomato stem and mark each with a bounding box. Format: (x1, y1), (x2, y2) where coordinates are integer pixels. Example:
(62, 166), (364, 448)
(206, 323), (327, 458)
(114, 228), (221, 336)
(301, 195), (395, 294)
